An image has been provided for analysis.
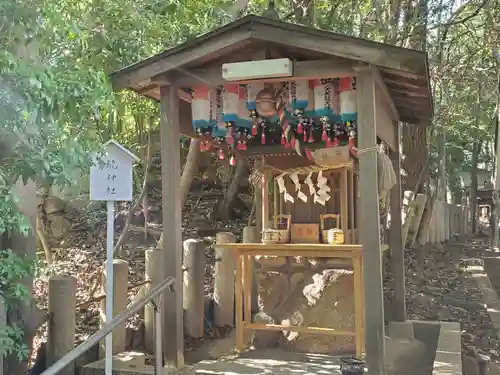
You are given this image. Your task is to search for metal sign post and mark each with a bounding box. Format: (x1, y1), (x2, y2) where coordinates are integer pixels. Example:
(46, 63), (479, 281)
(90, 140), (139, 375)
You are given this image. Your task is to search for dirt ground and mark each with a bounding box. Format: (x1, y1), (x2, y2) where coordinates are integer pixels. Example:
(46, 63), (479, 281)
(384, 235), (500, 364)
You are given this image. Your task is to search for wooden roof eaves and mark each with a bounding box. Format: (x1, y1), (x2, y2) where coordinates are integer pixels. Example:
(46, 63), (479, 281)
(110, 15), (430, 91)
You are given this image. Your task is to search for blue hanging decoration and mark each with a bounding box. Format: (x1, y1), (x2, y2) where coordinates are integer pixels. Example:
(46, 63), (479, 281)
(288, 80), (313, 143)
(312, 78), (340, 147)
(191, 86), (213, 137)
(339, 77), (358, 155)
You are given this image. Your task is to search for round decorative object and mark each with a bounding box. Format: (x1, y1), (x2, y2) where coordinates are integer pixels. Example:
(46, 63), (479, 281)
(340, 357), (365, 375)
(256, 88), (277, 117)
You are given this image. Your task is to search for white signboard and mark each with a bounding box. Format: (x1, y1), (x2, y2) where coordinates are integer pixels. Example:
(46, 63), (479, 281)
(90, 140), (139, 201)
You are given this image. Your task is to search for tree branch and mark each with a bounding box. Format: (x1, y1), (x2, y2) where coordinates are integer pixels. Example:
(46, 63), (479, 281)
(114, 117), (153, 256)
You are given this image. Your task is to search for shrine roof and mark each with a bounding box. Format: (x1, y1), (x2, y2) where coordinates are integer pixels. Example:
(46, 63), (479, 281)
(110, 14), (432, 125)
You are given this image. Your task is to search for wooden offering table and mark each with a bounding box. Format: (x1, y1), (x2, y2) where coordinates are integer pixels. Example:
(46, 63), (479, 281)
(217, 243), (365, 357)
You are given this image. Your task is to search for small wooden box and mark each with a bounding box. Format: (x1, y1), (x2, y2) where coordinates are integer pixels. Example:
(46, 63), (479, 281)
(290, 223), (320, 243)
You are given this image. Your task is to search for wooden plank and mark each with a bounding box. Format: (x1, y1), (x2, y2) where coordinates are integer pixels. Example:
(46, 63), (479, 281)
(341, 169), (349, 236)
(250, 24), (426, 76)
(348, 170), (356, 244)
(167, 59), (355, 87)
(373, 67), (399, 121)
(388, 122), (405, 321)
(244, 322), (356, 336)
(235, 255), (244, 351)
(159, 85), (184, 367)
(375, 91), (397, 151)
(262, 156), (270, 229)
(217, 243), (362, 251)
(112, 30), (252, 90)
(353, 255), (364, 357)
(356, 67), (386, 375)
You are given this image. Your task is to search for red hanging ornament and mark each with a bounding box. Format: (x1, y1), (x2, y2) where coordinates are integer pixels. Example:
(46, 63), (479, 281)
(297, 122), (303, 134)
(308, 130), (314, 143)
(241, 141), (247, 151)
(333, 137), (340, 147)
(226, 127), (234, 146)
(326, 137), (332, 148)
(322, 129), (328, 142)
(281, 133), (286, 145)
(303, 130), (307, 142)
(237, 140), (243, 150)
(261, 132), (266, 145)
(252, 123), (258, 136)
(218, 149), (225, 160)
(230, 155), (236, 166)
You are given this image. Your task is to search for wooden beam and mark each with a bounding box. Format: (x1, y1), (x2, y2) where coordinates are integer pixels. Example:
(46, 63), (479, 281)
(387, 87), (428, 98)
(251, 24), (426, 76)
(356, 67), (387, 375)
(112, 30), (252, 90)
(372, 67), (399, 121)
(389, 121), (405, 321)
(379, 67), (426, 80)
(384, 78), (427, 91)
(159, 85), (184, 367)
(162, 59), (355, 87)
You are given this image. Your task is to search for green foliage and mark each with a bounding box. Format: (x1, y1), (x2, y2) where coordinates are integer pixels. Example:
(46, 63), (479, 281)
(0, 0), (498, 364)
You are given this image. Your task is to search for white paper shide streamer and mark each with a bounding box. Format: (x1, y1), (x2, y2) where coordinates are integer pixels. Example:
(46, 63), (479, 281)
(314, 170), (331, 206)
(277, 173), (294, 203)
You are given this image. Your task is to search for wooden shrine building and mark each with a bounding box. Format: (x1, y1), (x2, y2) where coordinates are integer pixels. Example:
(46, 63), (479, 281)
(110, 15), (432, 375)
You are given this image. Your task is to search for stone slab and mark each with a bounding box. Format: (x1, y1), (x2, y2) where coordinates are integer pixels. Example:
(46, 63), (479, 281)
(387, 321), (415, 340)
(433, 322), (462, 375)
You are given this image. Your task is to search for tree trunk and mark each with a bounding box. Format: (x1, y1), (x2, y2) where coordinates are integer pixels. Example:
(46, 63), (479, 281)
(470, 141), (480, 234)
(4, 180), (46, 375)
(180, 138), (201, 207)
(216, 158), (248, 221)
(491, 59), (500, 247)
(156, 137), (201, 250)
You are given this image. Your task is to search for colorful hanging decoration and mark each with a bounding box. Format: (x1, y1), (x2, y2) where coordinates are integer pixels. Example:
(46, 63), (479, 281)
(339, 77), (358, 155)
(191, 86), (215, 137)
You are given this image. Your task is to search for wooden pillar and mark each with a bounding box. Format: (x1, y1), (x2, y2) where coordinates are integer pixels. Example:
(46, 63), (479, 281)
(48, 275), (76, 375)
(159, 85), (184, 367)
(389, 121), (405, 322)
(145, 249), (163, 353)
(261, 157), (270, 229)
(214, 232), (236, 326)
(242, 226), (259, 313)
(183, 239), (205, 338)
(357, 67), (386, 374)
(341, 169), (349, 235)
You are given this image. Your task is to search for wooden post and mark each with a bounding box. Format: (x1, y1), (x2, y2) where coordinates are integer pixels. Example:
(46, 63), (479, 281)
(407, 194), (427, 247)
(159, 85), (184, 367)
(357, 67), (386, 375)
(242, 226), (259, 313)
(389, 122), (405, 322)
(145, 250), (163, 353)
(47, 275), (76, 375)
(444, 203), (450, 241)
(341, 168), (349, 235)
(100, 259), (128, 354)
(214, 232), (236, 326)
(401, 191), (415, 246)
(441, 202), (447, 242)
(183, 239), (205, 338)
(261, 157), (270, 229)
